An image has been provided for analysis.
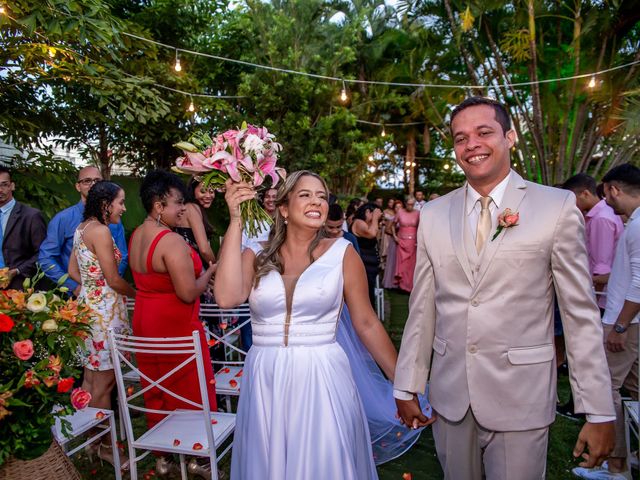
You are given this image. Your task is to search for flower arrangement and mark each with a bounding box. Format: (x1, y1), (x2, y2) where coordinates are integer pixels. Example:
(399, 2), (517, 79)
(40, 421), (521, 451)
(174, 122), (286, 237)
(0, 270), (93, 464)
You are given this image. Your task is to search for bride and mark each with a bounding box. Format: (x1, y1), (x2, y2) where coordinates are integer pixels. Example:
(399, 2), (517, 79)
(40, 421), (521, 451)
(215, 171), (402, 479)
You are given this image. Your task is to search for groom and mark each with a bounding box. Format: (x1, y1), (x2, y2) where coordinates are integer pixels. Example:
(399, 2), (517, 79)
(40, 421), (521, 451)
(394, 97), (615, 479)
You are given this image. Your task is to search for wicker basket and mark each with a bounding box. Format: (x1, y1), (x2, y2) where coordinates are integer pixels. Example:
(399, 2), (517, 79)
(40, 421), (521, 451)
(0, 440), (81, 480)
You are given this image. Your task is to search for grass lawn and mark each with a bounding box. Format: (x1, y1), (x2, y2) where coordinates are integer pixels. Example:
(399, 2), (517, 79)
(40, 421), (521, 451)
(69, 289), (629, 479)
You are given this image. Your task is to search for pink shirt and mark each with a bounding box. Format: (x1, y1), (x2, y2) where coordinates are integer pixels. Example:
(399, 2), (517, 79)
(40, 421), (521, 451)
(585, 199), (624, 308)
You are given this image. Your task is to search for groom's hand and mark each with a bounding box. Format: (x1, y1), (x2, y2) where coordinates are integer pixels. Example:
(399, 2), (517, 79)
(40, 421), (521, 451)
(395, 396), (436, 429)
(573, 421), (615, 468)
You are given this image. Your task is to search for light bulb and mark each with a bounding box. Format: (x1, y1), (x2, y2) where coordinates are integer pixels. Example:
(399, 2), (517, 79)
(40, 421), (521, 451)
(381, 128), (386, 137)
(588, 76), (596, 88)
(443, 164), (450, 170)
(368, 155), (373, 162)
(0, 5), (5, 14)
(188, 101), (195, 112)
(175, 59), (182, 72)
(340, 88), (348, 102)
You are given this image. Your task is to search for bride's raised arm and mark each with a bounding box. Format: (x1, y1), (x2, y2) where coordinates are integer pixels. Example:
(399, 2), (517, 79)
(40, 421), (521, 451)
(214, 179), (258, 308)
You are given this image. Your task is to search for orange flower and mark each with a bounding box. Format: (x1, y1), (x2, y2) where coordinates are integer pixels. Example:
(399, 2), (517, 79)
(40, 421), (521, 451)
(47, 355), (63, 374)
(127, 386), (135, 396)
(229, 379), (238, 388)
(209, 378), (216, 385)
(24, 370), (40, 388)
(57, 377), (74, 393)
(95, 411), (106, 420)
(6, 290), (26, 310)
(192, 442), (203, 450)
(221, 367), (230, 374)
(402, 473), (413, 480)
(173, 439), (181, 446)
(207, 339), (218, 347)
(42, 375), (59, 388)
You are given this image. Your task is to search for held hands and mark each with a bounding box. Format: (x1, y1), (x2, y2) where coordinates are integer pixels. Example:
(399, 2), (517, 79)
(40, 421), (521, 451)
(224, 179), (256, 222)
(395, 396), (437, 430)
(573, 421), (615, 468)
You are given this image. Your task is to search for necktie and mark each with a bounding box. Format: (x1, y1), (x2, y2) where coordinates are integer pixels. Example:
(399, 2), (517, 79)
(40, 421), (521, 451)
(0, 210), (5, 268)
(475, 196), (492, 253)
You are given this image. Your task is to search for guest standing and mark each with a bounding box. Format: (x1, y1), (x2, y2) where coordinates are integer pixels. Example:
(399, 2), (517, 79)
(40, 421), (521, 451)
(392, 197), (419, 293)
(39, 166), (128, 296)
(128, 170), (216, 475)
(382, 200), (400, 289)
(68, 180), (134, 469)
(351, 203), (383, 308)
(174, 175), (216, 266)
(0, 166), (46, 290)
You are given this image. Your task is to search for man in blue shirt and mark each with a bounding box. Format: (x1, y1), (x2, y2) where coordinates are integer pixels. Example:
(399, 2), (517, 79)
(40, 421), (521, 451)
(39, 166), (128, 295)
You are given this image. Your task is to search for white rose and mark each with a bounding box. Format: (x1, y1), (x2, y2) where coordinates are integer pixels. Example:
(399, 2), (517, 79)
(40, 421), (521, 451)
(42, 319), (59, 332)
(26, 292), (48, 313)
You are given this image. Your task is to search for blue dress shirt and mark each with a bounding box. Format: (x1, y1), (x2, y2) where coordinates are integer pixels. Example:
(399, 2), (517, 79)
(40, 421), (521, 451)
(38, 201), (128, 291)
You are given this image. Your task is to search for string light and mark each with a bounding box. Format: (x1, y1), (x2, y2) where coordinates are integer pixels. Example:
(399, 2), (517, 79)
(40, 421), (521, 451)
(340, 79), (348, 103)
(381, 126), (386, 137)
(121, 31), (640, 90)
(368, 155), (374, 161)
(587, 76), (596, 88)
(0, 5), (5, 14)
(174, 49), (182, 72)
(443, 164), (450, 170)
(187, 97), (195, 112)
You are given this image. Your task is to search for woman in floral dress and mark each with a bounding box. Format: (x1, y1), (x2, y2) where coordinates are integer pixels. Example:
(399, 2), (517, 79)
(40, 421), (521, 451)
(69, 180), (135, 469)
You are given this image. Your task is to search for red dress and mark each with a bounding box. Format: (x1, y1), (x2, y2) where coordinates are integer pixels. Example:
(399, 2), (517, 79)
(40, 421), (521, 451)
(131, 229), (217, 429)
(393, 209), (420, 292)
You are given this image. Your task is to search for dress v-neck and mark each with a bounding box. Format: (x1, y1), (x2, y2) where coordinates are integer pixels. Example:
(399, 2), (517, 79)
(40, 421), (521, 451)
(276, 238), (340, 345)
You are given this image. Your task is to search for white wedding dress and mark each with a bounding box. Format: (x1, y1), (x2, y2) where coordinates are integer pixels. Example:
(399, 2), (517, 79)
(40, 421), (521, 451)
(230, 238), (378, 480)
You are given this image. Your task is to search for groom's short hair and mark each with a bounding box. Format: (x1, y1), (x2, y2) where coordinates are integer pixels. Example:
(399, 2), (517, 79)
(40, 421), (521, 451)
(450, 97), (512, 135)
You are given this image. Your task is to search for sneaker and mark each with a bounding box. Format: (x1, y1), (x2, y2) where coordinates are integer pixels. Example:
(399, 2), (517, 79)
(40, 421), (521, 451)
(556, 401), (585, 421)
(572, 466), (631, 479)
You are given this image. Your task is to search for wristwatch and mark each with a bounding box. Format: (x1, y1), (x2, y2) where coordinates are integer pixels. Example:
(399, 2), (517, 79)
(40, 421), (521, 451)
(614, 323), (628, 334)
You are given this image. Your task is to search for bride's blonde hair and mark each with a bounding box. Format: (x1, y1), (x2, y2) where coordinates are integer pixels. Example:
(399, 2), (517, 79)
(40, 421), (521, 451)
(254, 170), (329, 287)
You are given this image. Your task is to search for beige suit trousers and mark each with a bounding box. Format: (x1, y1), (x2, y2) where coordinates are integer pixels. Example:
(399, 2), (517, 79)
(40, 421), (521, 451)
(432, 408), (549, 480)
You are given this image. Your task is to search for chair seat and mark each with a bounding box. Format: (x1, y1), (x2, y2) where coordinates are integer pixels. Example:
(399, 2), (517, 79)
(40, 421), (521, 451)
(214, 366), (243, 395)
(134, 411), (235, 456)
(52, 407), (113, 446)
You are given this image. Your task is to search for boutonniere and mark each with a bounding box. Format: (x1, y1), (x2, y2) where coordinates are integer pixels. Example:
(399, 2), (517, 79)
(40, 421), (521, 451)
(492, 208), (519, 241)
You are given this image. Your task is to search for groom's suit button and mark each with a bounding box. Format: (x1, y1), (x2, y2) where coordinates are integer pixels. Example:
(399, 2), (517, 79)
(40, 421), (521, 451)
(468, 345), (478, 354)
(471, 299), (479, 307)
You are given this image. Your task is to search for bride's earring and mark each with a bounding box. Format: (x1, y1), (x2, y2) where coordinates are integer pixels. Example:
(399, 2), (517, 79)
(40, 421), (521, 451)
(284, 217), (288, 225)
(156, 213), (162, 226)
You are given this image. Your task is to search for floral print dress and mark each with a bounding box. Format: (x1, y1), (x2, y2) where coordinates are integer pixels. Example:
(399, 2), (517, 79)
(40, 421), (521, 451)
(73, 222), (129, 371)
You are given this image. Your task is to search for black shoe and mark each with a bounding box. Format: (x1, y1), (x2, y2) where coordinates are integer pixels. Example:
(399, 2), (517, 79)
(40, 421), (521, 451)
(556, 402), (585, 421)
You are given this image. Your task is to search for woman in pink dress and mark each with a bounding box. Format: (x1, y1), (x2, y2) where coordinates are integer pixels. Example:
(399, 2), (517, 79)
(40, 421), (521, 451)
(382, 200), (402, 289)
(392, 197), (419, 293)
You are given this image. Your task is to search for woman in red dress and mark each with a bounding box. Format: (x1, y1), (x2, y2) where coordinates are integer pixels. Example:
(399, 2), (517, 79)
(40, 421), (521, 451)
(128, 170), (216, 474)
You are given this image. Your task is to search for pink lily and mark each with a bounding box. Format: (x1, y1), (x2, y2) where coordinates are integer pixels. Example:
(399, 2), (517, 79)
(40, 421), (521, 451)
(176, 152), (209, 173)
(253, 154), (280, 187)
(210, 151), (241, 181)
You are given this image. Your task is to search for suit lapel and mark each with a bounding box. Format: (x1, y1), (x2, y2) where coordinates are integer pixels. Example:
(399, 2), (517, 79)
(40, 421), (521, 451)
(3, 202), (22, 239)
(473, 173), (527, 292)
(449, 188), (474, 286)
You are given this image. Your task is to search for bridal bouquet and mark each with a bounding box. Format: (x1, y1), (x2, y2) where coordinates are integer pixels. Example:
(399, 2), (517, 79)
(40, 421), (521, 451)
(174, 123), (286, 237)
(0, 271), (93, 463)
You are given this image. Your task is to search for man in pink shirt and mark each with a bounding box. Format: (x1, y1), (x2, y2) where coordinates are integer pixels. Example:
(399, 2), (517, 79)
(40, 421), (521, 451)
(564, 173), (624, 312)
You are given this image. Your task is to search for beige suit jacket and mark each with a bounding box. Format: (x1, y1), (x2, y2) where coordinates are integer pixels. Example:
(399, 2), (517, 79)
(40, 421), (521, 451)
(394, 172), (614, 431)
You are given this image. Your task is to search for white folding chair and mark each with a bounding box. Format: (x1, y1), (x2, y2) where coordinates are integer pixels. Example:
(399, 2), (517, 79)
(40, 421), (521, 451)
(52, 406), (122, 479)
(201, 303), (250, 412)
(374, 275), (385, 322)
(109, 329), (235, 480)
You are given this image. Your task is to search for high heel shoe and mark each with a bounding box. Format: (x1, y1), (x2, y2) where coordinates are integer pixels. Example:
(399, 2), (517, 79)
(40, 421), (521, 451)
(156, 456), (180, 477)
(188, 457), (225, 478)
(97, 442), (130, 472)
